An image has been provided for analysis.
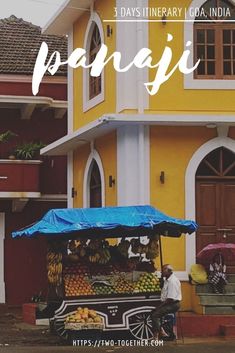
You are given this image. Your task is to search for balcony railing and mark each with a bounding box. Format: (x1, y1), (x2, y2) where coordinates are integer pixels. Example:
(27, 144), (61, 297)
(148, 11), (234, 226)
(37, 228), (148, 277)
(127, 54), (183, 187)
(0, 160), (41, 198)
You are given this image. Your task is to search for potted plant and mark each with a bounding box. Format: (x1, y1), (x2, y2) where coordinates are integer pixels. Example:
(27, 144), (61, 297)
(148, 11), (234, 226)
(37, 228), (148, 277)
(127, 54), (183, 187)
(14, 141), (46, 160)
(0, 130), (18, 159)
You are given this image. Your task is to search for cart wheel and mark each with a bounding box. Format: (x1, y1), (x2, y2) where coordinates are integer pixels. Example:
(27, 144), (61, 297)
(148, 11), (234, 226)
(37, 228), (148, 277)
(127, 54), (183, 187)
(54, 319), (69, 340)
(128, 312), (153, 340)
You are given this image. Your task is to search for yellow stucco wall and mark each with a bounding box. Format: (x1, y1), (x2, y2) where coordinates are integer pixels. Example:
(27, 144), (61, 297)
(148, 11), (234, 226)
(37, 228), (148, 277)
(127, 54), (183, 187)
(73, 132), (117, 208)
(148, 0), (235, 113)
(73, 0), (116, 130)
(95, 132), (117, 207)
(150, 126), (217, 271)
(73, 143), (90, 208)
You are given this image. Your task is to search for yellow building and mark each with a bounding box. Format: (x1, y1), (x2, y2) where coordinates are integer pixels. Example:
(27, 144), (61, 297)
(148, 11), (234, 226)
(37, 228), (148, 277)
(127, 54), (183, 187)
(42, 0), (235, 313)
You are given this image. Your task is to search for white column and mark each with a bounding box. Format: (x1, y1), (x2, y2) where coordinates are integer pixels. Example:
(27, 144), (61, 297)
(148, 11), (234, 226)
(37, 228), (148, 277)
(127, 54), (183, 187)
(0, 213), (5, 303)
(117, 125), (150, 205)
(116, 0), (149, 113)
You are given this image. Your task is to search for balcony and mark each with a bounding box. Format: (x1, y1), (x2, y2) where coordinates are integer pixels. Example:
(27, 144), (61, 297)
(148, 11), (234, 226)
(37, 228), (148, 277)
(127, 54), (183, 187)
(0, 159), (41, 198)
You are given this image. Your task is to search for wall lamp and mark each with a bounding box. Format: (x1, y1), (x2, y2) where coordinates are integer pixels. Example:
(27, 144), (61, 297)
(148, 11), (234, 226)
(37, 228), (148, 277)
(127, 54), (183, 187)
(160, 171), (165, 184)
(107, 25), (113, 37)
(71, 187), (77, 198)
(109, 175), (115, 187)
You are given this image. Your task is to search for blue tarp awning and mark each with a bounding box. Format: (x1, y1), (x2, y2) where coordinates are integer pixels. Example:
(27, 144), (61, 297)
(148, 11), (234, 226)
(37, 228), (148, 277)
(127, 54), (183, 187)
(12, 205), (197, 239)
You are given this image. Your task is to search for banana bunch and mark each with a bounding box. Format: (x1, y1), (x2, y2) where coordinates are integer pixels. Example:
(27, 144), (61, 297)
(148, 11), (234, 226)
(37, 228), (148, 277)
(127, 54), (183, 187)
(47, 252), (63, 285)
(97, 248), (111, 264)
(88, 248), (111, 264)
(146, 237), (159, 260)
(117, 239), (130, 258)
(47, 252), (62, 263)
(89, 253), (100, 263)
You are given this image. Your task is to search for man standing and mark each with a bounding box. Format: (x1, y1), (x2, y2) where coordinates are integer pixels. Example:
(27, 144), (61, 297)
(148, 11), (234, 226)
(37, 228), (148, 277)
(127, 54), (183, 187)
(151, 264), (182, 339)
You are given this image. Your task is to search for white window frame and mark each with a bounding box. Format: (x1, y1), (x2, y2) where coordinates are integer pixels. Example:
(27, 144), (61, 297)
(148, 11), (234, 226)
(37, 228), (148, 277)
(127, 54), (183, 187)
(184, 0), (235, 90)
(83, 149), (105, 207)
(83, 12), (105, 112)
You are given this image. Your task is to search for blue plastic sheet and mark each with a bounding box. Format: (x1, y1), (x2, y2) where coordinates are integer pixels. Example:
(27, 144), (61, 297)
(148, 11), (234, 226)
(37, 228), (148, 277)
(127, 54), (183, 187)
(12, 205), (197, 239)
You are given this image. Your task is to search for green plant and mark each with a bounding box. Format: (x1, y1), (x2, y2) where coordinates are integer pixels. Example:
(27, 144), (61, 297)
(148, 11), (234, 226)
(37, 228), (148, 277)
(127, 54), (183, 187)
(0, 130), (18, 143)
(0, 130), (18, 159)
(14, 141), (46, 160)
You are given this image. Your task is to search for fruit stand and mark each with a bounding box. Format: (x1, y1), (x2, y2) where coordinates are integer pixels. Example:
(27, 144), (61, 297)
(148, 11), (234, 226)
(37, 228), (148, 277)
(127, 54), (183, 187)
(12, 205), (197, 341)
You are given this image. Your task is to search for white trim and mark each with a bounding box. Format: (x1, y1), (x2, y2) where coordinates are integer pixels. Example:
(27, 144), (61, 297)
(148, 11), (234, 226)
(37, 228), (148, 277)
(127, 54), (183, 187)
(185, 79), (235, 90)
(217, 125), (229, 137)
(0, 95), (67, 108)
(83, 149), (105, 207)
(41, 113), (235, 156)
(0, 192), (41, 198)
(83, 12), (105, 112)
(174, 272), (189, 281)
(33, 194), (67, 201)
(105, 114), (235, 124)
(0, 159), (42, 165)
(42, 0), (91, 35)
(184, 0), (235, 90)
(43, 0), (70, 34)
(185, 136), (235, 272)
(0, 213), (5, 303)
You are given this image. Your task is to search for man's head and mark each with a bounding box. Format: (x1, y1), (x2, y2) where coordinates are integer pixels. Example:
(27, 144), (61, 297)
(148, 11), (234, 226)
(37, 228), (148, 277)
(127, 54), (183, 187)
(162, 264), (173, 278)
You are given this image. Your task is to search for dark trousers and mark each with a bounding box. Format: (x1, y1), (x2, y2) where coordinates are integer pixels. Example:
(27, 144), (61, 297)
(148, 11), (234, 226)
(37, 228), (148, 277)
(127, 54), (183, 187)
(151, 301), (180, 334)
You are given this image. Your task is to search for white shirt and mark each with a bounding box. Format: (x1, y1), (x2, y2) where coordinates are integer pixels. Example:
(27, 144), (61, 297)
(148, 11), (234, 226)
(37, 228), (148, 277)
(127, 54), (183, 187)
(161, 273), (182, 302)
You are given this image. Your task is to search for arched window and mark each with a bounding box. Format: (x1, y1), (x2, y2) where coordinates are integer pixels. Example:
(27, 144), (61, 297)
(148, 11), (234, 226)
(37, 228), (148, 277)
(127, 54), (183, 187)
(83, 13), (104, 111)
(89, 23), (101, 99)
(89, 160), (102, 207)
(196, 147), (235, 178)
(194, 0), (235, 79)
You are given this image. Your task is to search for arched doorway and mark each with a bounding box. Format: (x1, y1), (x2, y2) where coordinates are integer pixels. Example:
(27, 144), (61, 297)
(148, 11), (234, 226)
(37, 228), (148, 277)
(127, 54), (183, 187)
(89, 160), (102, 208)
(196, 147), (235, 269)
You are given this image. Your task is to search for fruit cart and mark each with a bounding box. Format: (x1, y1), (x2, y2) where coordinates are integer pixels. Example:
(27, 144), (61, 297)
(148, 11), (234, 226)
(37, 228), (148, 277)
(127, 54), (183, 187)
(12, 205), (197, 341)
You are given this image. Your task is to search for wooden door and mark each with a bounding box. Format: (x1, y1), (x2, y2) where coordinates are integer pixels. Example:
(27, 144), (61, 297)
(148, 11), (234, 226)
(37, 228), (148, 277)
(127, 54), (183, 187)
(221, 182), (235, 242)
(196, 181), (220, 251)
(196, 181), (235, 248)
(196, 147), (235, 269)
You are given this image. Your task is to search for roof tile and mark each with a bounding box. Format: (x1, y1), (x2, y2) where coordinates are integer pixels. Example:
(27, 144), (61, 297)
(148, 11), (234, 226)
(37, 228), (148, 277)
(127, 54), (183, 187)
(0, 15), (67, 76)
